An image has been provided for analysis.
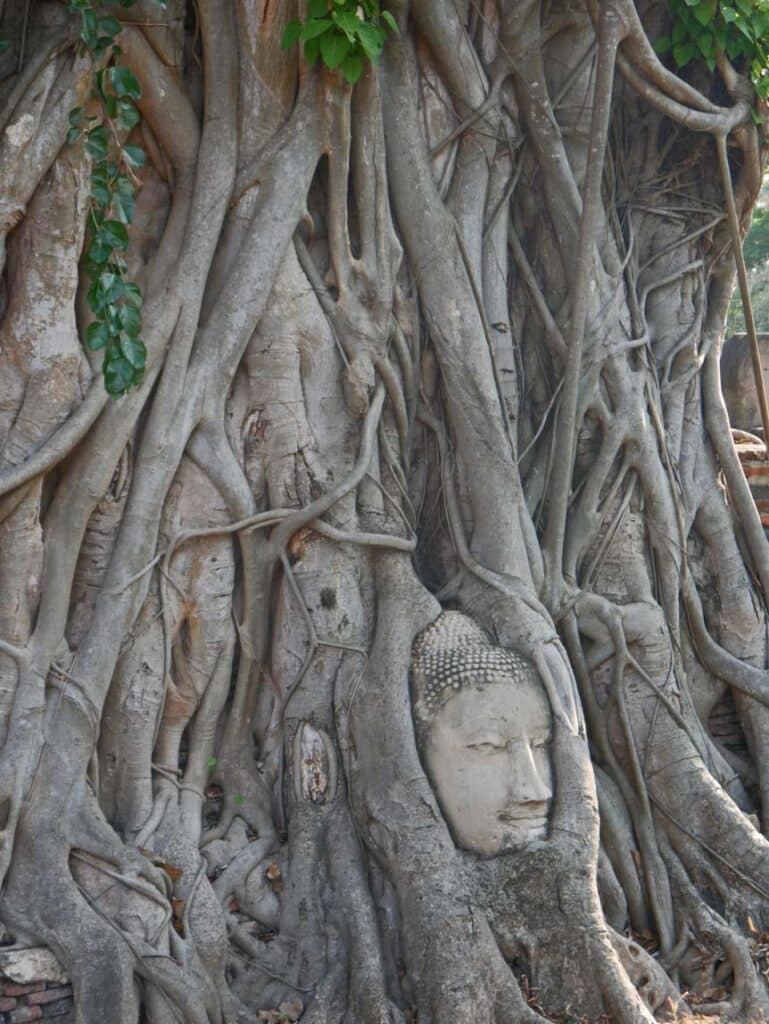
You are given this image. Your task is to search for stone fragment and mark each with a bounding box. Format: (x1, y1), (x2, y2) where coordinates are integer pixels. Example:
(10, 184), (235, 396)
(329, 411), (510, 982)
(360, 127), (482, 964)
(0, 950), (67, 987)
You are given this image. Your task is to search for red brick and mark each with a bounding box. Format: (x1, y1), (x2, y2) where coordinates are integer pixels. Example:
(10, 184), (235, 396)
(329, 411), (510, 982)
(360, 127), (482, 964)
(26, 990), (71, 1008)
(8, 1007), (42, 1023)
(0, 1000), (16, 1012)
(0, 986), (45, 998)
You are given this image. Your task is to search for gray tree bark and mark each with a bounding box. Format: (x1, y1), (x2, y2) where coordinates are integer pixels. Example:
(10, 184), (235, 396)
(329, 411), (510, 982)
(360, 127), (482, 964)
(0, 1), (767, 1021)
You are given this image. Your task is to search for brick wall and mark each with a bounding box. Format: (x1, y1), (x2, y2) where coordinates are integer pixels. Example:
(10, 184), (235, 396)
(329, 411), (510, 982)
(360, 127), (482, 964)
(0, 950), (72, 1024)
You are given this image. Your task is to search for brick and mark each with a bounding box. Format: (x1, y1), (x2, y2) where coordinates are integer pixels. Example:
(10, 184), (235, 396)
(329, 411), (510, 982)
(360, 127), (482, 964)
(0, 1001), (15, 1012)
(0, 986), (44, 998)
(8, 1007), (42, 1023)
(36, 999), (72, 1019)
(26, 991), (71, 1008)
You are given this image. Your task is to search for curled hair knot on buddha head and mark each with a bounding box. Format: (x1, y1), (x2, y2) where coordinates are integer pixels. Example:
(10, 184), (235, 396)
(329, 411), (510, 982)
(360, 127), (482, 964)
(411, 611), (539, 726)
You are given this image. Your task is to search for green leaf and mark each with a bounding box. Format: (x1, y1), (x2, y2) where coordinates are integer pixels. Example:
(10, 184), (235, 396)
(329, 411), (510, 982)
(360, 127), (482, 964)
(308, 0), (329, 15)
(104, 354), (136, 394)
(355, 20), (384, 59)
(81, 8), (98, 45)
(119, 303), (141, 336)
(95, 67), (107, 100)
(117, 99), (140, 131)
(207, 756), (217, 769)
(692, 1), (715, 26)
(87, 239), (112, 265)
(86, 125), (109, 160)
(381, 9), (399, 34)
(91, 167), (112, 205)
(99, 219), (129, 249)
(735, 14), (754, 39)
(98, 16), (122, 38)
(92, 37), (113, 61)
(120, 335), (146, 369)
(320, 29), (351, 68)
(113, 190), (135, 224)
(107, 304), (123, 333)
(87, 279), (106, 315)
(86, 321), (110, 350)
(67, 127), (82, 145)
(281, 19), (303, 49)
(304, 36), (322, 65)
(100, 271), (127, 304)
(332, 10), (361, 39)
(301, 18), (333, 40)
(696, 32), (714, 57)
(672, 41), (698, 66)
(341, 50), (363, 83)
(726, 33), (746, 57)
(69, 106), (84, 126)
(653, 35), (672, 54)
(124, 144), (146, 167)
(233, 793), (245, 806)
(124, 282), (143, 308)
(111, 66), (142, 100)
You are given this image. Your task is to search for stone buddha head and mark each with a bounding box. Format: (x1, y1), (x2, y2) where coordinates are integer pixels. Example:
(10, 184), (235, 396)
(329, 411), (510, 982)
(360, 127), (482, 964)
(411, 612), (553, 857)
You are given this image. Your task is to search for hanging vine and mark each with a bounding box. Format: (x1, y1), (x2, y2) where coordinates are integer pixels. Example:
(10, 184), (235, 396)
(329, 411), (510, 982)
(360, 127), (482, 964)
(67, 0), (165, 395)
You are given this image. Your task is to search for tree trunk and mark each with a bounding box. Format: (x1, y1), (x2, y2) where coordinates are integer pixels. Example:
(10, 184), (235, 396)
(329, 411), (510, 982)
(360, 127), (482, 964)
(0, 0), (768, 1021)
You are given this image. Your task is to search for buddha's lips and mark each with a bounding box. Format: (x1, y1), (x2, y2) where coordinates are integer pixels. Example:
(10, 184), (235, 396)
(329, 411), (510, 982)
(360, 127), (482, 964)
(496, 808), (550, 825)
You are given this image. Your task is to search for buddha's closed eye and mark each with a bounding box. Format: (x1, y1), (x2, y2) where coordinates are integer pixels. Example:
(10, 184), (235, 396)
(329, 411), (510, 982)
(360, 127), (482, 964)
(466, 740), (506, 753)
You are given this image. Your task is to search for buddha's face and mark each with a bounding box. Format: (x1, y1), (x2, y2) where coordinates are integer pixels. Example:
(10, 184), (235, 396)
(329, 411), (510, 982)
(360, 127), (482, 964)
(422, 678), (553, 856)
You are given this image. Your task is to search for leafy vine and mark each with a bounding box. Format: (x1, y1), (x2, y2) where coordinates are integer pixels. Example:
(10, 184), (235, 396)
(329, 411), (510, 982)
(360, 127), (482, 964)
(67, 0), (165, 396)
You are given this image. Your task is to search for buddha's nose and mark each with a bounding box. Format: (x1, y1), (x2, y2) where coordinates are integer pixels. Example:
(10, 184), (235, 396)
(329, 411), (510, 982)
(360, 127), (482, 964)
(508, 741), (551, 805)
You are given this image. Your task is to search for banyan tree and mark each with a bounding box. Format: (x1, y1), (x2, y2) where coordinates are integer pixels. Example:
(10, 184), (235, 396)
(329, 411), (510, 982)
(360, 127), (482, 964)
(2, 0), (769, 1020)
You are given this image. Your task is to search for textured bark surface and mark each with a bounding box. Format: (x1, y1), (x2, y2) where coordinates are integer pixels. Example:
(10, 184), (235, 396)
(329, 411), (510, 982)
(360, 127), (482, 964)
(1, 1), (768, 1021)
